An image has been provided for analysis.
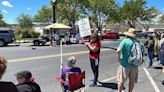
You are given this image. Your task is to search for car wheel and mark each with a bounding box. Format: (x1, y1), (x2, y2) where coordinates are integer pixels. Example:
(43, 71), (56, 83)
(41, 42), (45, 46)
(34, 41), (40, 46)
(0, 40), (5, 47)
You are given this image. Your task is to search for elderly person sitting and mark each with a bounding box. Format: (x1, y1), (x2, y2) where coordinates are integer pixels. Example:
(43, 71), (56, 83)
(61, 56), (81, 92)
(0, 55), (19, 92)
(15, 70), (41, 92)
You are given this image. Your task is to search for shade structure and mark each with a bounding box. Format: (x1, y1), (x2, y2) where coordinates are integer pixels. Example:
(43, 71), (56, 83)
(45, 23), (71, 29)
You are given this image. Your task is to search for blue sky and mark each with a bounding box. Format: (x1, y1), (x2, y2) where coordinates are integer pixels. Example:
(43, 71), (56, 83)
(0, 0), (50, 24)
(0, 0), (164, 24)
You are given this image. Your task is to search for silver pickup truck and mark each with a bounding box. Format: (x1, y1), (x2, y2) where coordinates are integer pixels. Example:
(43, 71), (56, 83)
(0, 28), (16, 46)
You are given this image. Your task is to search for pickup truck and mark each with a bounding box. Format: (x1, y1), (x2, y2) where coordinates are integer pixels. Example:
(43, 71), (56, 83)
(33, 37), (50, 46)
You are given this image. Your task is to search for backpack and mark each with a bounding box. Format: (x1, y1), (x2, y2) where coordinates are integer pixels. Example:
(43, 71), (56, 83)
(128, 39), (144, 66)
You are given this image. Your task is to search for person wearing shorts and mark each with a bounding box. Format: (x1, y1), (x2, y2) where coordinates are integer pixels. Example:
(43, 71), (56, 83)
(116, 28), (144, 92)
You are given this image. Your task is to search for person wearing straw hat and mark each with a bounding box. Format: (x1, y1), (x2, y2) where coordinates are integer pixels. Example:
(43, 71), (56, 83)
(116, 28), (144, 92)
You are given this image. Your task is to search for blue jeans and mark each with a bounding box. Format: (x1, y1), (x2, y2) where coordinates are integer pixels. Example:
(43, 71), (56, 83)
(147, 51), (154, 66)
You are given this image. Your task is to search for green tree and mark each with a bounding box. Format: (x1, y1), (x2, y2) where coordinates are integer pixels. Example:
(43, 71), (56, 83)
(16, 13), (33, 28)
(159, 14), (164, 23)
(16, 13), (37, 38)
(55, 0), (88, 28)
(34, 6), (52, 24)
(0, 12), (8, 27)
(114, 0), (159, 28)
(83, 0), (116, 32)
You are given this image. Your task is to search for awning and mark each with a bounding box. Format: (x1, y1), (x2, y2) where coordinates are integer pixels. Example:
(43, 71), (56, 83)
(45, 23), (71, 29)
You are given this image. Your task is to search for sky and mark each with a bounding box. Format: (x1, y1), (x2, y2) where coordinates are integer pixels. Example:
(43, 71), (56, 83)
(0, 0), (164, 24)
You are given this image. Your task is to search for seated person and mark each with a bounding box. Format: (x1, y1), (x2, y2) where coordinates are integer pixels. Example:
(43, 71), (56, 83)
(15, 70), (41, 92)
(61, 56), (81, 91)
(0, 55), (19, 92)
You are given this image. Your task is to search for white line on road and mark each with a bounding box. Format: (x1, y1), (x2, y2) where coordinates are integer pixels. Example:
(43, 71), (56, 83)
(143, 67), (160, 92)
(8, 48), (110, 63)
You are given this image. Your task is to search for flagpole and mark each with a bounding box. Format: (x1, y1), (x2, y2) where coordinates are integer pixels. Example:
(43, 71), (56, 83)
(60, 40), (63, 74)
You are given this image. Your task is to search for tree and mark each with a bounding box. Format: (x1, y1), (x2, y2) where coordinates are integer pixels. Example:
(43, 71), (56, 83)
(16, 13), (37, 38)
(34, 6), (52, 24)
(159, 14), (164, 23)
(55, 0), (88, 28)
(16, 13), (33, 28)
(0, 12), (8, 27)
(82, 0), (117, 32)
(114, 0), (159, 28)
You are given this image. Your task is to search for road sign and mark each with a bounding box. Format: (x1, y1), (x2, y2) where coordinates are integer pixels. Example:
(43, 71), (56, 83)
(78, 18), (91, 37)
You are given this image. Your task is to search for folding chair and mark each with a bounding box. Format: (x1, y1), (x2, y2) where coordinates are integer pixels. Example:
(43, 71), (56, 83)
(56, 71), (85, 92)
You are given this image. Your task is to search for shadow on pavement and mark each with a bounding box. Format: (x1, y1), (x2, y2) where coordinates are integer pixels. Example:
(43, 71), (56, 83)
(102, 46), (117, 50)
(97, 82), (118, 90)
(153, 66), (163, 70)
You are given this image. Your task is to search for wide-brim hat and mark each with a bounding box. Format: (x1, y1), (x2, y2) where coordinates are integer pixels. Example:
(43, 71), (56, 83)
(123, 28), (136, 37)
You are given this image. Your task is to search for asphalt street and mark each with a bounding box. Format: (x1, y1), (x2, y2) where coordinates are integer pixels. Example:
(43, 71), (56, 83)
(0, 38), (164, 92)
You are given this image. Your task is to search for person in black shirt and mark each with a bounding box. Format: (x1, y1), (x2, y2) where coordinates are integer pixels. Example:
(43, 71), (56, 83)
(0, 55), (19, 92)
(15, 70), (41, 92)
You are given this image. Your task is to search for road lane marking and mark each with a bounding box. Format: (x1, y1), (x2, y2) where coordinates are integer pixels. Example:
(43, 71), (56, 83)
(143, 67), (160, 92)
(8, 48), (110, 63)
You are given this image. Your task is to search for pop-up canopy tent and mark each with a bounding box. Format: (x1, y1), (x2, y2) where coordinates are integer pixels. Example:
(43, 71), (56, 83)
(45, 23), (71, 29)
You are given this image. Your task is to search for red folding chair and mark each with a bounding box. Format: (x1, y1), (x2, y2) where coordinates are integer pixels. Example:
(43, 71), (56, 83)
(56, 71), (85, 92)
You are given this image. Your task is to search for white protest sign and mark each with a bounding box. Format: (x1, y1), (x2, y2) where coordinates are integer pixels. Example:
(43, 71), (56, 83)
(78, 18), (91, 37)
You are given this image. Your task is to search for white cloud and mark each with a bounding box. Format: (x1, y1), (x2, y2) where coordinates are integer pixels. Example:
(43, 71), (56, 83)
(1, 9), (8, 13)
(1, 1), (13, 7)
(27, 7), (31, 10)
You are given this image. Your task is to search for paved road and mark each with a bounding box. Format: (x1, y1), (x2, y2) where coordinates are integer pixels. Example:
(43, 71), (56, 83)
(0, 39), (164, 92)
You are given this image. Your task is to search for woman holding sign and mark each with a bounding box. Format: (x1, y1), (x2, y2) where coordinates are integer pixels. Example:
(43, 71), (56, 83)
(85, 33), (101, 87)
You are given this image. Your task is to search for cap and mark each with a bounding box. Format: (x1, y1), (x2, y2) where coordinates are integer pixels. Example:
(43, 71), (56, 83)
(15, 70), (32, 79)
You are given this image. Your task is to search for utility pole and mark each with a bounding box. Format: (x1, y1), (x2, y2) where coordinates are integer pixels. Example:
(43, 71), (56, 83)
(52, 0), (57, 23)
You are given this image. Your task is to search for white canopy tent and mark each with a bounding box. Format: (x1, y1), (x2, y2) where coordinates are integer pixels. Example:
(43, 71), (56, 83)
(45, 23), (71, 29)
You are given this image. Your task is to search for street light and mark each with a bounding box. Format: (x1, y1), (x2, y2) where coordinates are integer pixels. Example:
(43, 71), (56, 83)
(52, 0), (58, 23)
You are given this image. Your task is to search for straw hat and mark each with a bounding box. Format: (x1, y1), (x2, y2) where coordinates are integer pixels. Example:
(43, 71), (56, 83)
(123, 28), (136, 37)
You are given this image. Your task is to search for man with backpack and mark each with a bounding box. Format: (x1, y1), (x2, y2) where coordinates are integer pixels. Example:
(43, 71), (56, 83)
(116, 28), (144, 92)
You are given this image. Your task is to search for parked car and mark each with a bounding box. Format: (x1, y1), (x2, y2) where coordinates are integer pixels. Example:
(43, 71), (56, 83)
(0, 28), (15, 46)
(134, 31), (153, 38)
(101, 32), (120, 40)
(33, 37), (50, 46)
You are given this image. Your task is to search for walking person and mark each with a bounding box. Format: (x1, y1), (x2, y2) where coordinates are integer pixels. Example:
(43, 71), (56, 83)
(15, 70), (41, 92)
(85, 33), (101, 87)
(147, 35), (155, 67)
(116, 28), (144, 92)
(159, 33), (164, 73)
(0, 55), (19, 92)
(153, 32), (160, 61)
